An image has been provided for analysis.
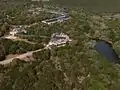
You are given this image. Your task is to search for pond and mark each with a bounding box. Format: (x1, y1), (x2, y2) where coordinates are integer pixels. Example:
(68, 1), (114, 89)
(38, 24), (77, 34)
(94, 40), (120, 64)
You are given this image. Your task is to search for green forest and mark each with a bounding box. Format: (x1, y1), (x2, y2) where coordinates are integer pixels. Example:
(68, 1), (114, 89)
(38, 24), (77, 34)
(0, 0), (120, 90)
(50, 0), (120, 12)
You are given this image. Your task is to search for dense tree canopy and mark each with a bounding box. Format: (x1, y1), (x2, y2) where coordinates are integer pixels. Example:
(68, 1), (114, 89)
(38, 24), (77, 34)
(1, 0), (120, 90)
(0, 44), (6, 61)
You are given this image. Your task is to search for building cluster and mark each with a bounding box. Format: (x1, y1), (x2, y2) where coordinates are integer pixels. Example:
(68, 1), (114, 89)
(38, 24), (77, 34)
(41, 15), (71, 25)
(28, 7), (43, 15)
(41, 9), (70, 25)
(5, 25), (28, 39)
(28, 7), (71, 25)
(9, 25), (27, 36)
(47, 33), (72, 47)
(4, 23), (38, 40)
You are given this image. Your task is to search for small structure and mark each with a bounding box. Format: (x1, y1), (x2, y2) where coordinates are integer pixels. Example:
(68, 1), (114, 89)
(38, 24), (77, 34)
(47, 33), (72, 47)
(10, 25), (28, 35)
(41, 15), (71, 25)
(28, 7), (70, 25)
(4, 25), (28, 39)
(9, 29), (18, 36)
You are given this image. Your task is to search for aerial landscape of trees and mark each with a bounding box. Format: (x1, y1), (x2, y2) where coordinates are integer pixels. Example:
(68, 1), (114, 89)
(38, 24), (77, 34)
(0, 38), (43, 61)
(1, 0), (120, 90)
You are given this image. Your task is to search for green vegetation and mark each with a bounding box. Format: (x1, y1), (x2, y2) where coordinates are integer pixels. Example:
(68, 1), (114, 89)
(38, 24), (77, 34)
(1, 0), (120, 90)
(0, 38), (43, 61)
(50, 0), (120, 12)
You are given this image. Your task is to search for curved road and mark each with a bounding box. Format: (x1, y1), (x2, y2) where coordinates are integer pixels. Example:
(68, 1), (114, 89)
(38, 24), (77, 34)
(0, 9), (69, 65)
(0, 47), (47, 65)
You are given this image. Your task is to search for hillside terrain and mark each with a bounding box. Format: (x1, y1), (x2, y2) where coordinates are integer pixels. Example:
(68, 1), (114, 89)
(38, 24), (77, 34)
(1, 0), (120, 90)
(50, 0), (120, 12)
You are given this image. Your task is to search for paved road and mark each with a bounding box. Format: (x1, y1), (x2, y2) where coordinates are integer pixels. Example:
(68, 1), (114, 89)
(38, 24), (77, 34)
(0, 9), (68, 65)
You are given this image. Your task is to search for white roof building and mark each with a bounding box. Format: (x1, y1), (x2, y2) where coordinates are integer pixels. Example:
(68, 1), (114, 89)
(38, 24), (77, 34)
(47, 33), (72, 47)
(41, 15), (71, 25)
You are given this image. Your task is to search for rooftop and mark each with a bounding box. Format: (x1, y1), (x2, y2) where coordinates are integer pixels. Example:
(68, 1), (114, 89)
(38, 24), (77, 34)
(47, 33), (72, 47)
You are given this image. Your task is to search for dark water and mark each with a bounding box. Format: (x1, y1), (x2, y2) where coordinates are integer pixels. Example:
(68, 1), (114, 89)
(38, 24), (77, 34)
(49, 0), (120, 12)
(95, 40), (120, 64)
